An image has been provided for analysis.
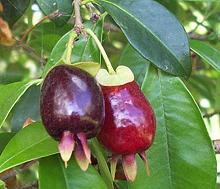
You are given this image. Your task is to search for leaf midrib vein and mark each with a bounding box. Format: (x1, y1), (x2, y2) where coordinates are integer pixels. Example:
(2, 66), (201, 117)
(0, 135), (50, 171)
(191, 47), (220, 71)
(0, 81), (36, 128)
(79, 22), (98, 62)
(99, 0), (186, 73)
(158, 70), (173, 188)
(59, 158), (70, 189)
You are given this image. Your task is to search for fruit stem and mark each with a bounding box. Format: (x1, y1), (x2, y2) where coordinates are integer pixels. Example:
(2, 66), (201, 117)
(81, 0), (94, 5)
(85, 28), (116, 75)
(63, 31), (77, 64)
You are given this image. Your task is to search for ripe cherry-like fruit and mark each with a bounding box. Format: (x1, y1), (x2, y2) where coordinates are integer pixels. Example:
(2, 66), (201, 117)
(40, 65), (104, 170)
(96, 66), (156, 181)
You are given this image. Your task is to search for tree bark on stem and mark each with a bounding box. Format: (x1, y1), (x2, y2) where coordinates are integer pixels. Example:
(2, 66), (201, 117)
(74, 0), (84, 34)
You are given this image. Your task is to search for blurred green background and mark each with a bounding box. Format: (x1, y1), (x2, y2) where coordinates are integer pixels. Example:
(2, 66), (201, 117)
(0, 0), (219, 188)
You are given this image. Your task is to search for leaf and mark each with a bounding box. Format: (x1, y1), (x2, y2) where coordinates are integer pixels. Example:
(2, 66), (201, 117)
(0, 122), (58, 173)
(0, 180), (5, 189)
(90, 138), (114, 189)
(119, 44), (148, 86)
(42, 17), (105, 78)
(29, 22), (72, 55)
(0, 79), (41, 129)
(74, 62), (101, 77)
(115, 180), (128, 189)
(39, 155), (107, 189)
(36, 0), (73, 26)
(0, 133), (15, 153)
(190, 40), (220, 72)
(128, 66), (216, 188)
(0, 63), (28, 84)
(11, 85), (41, 132)
(0, 0), (30, 26)
(156, 0), (179, 14)
(96, 0), (191, 77)
(186, 74), (216, 104)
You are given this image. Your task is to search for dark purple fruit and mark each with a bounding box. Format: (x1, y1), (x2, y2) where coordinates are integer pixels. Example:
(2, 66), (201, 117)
(40, 65), (104, 170)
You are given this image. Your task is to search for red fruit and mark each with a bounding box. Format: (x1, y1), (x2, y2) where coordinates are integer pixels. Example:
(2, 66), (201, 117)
(96, 66), (156, 181)
(99, 81), (155, 154)
(40, 65), (104, 170)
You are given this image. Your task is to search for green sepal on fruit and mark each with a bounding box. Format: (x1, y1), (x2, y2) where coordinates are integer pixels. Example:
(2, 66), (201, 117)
(96, 66), (134, 86)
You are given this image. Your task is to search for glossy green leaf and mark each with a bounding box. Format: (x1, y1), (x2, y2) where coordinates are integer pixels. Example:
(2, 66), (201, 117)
(29, 22), (72, 55)
(72, 19), (104, 63)
(115, 180), (128, 189)
(0, 122), (58, 173)
(0, 79), (41, 129)
(42, 17), (105, 78)
(0, 133), (15, 153)
(11, 85), (41, 132)
(0, 180), (5, 189)
(190, 40), (220, 72)
(90, 138), (113, 189)
(36, 0), (73, 26)
(0, 0), (30, 26)
(128, 66), (216, 188)
(119, 44), (148, 85)
(0, 63), (28, 84)
(186, 74), (216, 104)
(156, 0), (179, 14)
(39, 155), (107, 189)
(96, 0), (191, 77)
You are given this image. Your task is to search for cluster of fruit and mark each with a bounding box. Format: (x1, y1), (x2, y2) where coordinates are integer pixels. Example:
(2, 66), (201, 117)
(40, 64), (156, 182)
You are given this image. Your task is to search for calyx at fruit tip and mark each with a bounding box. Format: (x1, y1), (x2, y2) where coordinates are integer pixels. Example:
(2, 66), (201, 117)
(96, 66), (134, 86)
(58, 131), (92, 171)
(74, 142), (90, 171)
(110, 152), (151, 182)
(122, 154), (137, 182)
(58, 131), (75, 168)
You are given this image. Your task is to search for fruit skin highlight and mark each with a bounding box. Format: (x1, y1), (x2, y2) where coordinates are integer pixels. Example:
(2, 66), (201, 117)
(40, 65), (105, 169)
(96, 66), (156, 182)
(98, 81), (155, 155)
(86, 27), (155, 181)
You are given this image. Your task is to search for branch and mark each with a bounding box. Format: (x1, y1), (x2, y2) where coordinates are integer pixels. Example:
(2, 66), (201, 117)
(0, 161), (37, 181)
(16, 43), (47, 65)
(104, 23), (121, 32)
(81, 0), (92, 5)
(21, 10), (63, 42)
(214, 140), (220, 154)
(83, 3), (99, 23)
(21, 181), (38, 189)
(203, 111), (220, 118)
(188, 32), (209, 41)
(74, 0), (84, 34)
